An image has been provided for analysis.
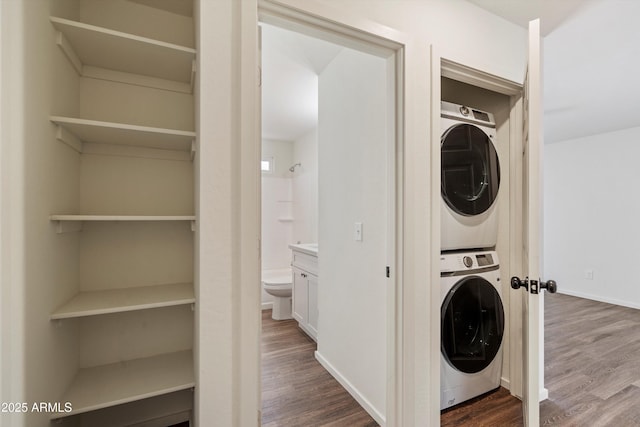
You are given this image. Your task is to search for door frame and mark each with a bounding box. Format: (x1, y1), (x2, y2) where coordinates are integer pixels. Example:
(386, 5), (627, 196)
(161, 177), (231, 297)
(436, 40), (549, 420)
(244, 0), (433, 425)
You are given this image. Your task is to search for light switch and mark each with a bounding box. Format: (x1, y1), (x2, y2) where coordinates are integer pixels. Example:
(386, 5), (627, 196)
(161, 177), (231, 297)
(354, 222), (363, 241)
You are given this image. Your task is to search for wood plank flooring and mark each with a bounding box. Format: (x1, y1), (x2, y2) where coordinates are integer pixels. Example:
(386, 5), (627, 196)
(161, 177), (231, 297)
(261, 310), (378, 426)
(540, 293), (640, 426)
(262, 293), (640, 426)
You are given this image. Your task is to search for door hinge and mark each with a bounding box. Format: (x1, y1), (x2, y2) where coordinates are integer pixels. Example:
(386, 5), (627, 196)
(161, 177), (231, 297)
(386, 266), (390, 278)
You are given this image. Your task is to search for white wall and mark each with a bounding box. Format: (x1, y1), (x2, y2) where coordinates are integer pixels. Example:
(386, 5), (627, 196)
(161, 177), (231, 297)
(317, 47), (389, 423)
(0, 1), (26, 423)
(1, 2), (86, 417)
(544, 126), (640, 309)
(261, 174), (293, 271)
(317, 0), (527, 82)
(292, 128), (318, 244)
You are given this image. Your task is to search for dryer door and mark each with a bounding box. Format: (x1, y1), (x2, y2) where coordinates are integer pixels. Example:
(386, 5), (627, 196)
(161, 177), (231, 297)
(441, 276), (504, 374)
(441, 124), (500, 216)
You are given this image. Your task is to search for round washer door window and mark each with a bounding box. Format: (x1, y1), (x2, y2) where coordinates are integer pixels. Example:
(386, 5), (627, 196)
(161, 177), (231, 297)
(441, 124), (500, 216)
(441, 276), (504, 374)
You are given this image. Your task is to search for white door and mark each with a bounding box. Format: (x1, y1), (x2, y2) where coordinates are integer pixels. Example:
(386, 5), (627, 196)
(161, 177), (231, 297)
(511, 19), (557, 426)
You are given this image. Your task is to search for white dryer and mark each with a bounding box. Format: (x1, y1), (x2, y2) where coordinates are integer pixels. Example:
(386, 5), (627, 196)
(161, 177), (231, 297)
(440, 250), (504, 410)
(441, 101), (500, 251)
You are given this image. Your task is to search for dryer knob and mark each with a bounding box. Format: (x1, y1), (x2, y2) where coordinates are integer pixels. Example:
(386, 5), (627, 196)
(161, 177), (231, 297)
(463, 256), (473, 268)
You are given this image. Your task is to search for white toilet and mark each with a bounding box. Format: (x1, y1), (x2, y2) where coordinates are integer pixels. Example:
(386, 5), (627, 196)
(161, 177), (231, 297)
(262, 268), (293, 320)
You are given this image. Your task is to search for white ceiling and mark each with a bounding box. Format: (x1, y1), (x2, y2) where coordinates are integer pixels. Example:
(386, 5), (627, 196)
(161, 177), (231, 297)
(262, 0), (640, 145)
(466, 0), (589, 36)
(261, 24), (342, 141)
(468, 0), (640, 143)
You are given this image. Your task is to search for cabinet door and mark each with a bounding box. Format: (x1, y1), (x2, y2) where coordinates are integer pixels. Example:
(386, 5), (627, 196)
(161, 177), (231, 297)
(292, 267), (308, 324)
(307, 274), (318, 338)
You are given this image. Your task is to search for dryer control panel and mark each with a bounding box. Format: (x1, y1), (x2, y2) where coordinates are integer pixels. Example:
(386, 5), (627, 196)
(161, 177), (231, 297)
(441, 101), (496, 128)
(440, 250), (499, 274)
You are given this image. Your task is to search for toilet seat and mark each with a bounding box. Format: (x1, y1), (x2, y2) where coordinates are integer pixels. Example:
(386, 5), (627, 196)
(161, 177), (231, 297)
(263, 282), (291, 291)
(262, 269), (292, 287)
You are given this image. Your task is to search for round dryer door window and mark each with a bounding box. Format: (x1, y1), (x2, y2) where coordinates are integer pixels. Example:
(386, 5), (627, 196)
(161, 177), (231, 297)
(441, 124), (500, 216)
(441, 276), (504, 374)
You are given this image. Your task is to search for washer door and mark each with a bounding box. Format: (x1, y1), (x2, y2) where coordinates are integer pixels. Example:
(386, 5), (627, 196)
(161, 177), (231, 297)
(441, 123), (500, 216)
(441, 276), (504, 374)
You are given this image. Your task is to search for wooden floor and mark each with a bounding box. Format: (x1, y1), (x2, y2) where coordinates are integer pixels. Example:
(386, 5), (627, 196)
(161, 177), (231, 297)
(540, 292), (640, 425)
(263, 294), (640, 426)
(261, 310), (378, 426)
(442, 292), (640, 426)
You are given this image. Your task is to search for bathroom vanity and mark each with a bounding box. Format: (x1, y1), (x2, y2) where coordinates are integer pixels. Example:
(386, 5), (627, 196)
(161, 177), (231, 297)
(289, 244), (318, 341)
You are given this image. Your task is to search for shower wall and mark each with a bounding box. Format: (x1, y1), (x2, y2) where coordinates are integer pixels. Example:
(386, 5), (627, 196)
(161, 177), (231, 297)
(292, 128), (318, 244)
(261, 139), (294, 271)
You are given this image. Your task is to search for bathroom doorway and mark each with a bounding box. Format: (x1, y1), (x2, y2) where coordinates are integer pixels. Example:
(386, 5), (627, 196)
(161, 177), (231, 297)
(259, 16), (398, 425)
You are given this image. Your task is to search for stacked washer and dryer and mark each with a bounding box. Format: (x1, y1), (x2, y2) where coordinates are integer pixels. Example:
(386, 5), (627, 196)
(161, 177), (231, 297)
(440, 101), (505, 410)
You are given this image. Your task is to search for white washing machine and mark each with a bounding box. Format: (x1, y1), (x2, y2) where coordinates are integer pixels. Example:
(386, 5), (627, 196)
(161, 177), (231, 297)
(441, 101), (500, 251)
(440, 250), (504, 410)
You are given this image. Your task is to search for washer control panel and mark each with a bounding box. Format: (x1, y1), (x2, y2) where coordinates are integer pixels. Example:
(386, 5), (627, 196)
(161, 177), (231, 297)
(440, 251), (499, 273)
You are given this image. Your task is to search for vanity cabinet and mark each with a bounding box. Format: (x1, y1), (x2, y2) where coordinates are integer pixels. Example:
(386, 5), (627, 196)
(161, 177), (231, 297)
(291, 246), (318, 341)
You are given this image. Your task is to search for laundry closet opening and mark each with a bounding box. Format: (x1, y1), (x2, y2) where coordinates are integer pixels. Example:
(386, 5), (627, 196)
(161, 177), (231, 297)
(439, 73), (522, 423)
(259, 20), (397, 426)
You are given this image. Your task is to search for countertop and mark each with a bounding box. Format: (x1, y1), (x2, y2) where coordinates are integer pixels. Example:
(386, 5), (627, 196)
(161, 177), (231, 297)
(289, 243), (318, 256)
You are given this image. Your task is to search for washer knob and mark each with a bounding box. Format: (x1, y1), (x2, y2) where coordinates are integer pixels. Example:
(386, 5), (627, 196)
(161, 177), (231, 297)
(459, 106), (470, 116)
(463, 256), (473, 268)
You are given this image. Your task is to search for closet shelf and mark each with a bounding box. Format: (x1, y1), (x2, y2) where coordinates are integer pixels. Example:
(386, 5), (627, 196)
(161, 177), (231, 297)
(51, 283), (195, 320)
(50, 215), (196, 233)
(51, 116), (196, 153)
(50, 215), (195, 221)
(50, 17), (196, 84)
(51, 350), (194, 419)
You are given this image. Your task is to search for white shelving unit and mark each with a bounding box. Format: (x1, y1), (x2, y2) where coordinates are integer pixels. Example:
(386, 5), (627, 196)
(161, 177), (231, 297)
(51, 282), (195, 320)
(51, 116), (196, 153)
(47, 2), (197, 422)
(51, 350), (195, 419)
(51, 16), (196, 85)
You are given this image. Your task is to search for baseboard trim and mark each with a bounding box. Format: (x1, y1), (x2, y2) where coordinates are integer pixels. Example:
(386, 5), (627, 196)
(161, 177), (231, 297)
(558, 289), (640, 310)
(261, 302), (273, 310)
(500, 377), (547, 402)
(539, 387), (549, 402)
(500, 376), (510, 390)
(314, 351), (385, 426)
